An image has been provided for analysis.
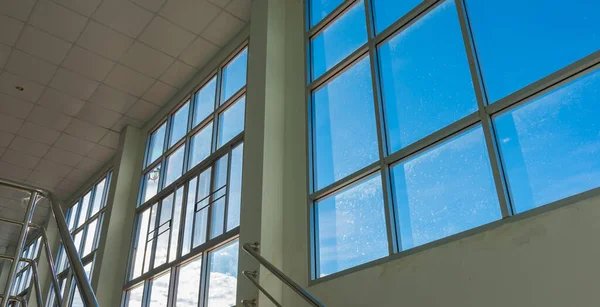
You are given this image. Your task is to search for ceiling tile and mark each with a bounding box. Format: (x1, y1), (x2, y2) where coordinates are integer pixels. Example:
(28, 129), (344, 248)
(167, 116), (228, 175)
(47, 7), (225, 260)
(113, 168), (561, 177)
(0, 113), (23, 133)
(0, 147), (5, 157)
(92, 0), (154, 38)
(99, 130), (119, 149)
(35, 159), (73, 177)
(127, 99), (159, 121)
(50, 68), (99, 100)
(120, 42), (174, 78)
(16, 26), (72, 65)
(179, 36), (219, 68)
(62, 46), (116, 81)
(54, 134), (96, 155)
(202, 11), (245, 47)
(142, 80), (177, 105)
(75, 103), (121, 129)
(0, 15), (24, 46)
(29, 0), (88, 42)
(9, 136), (51, 157)
(87, 144), (115, 161)
(0, 71), (46, 102)
(104, 64), (155, 97)
(27, 106), (73, 131)
(0, 0), (36, 21)
(0, 131), (14, 147)
(111, 116), (143, 132)
(0, 43), (10, 68)
(139, 17), (196, 58)
(56, 177), (81, 192)
(0, 161), (31, 180)
(89, 84), (137, 114)
(207, 0), (231, 9)
(226, 0), (251, 22)
(27, 170), (63, 188)
(55, 0), (102, 17)
(76, 21), (134, 61)
(0, 93), (33, 118)
(132, 0), (165, 12)
(2, 148), (40, 169)
(5, 49), (58, 84)
(37, 88), (85, 116)
(64, 119), (108, 143)
(66, 168), (92, 182)
(17, 122), (61, 145)
(160, 60), (198, 89)
(77, 156), (103, 172)
(159, 0), (221, 35)
(44, 147), (83, 167)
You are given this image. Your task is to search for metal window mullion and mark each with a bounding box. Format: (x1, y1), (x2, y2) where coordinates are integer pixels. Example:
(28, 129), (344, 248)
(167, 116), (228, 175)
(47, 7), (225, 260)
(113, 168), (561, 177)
(372, 0), (440, 46)
(455, 0), (512, 218)
(308, 0), (361, 37)
(166, 269), (176, 307)
(198, 253), (209, 307)
(308, 44), (370, 91)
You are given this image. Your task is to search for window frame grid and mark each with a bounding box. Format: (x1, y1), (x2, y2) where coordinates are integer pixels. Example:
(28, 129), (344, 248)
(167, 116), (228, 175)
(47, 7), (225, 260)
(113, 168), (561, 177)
(304, 0), (600, 282)
(12, 236), (42, 298)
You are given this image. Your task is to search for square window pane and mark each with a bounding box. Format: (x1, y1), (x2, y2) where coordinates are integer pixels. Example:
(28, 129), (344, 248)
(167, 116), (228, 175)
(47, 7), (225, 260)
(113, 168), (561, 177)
(466, 0), (600, 102)
(189, 122), (213, 169)
(372, 0), (421, 33)
(312, 56), (378, 190)
(221, 48), (248, 103)
(316, 175), (388, 277)
(227, 143), (243, 231)
(494, 69), (600, 213)
(124, 284), (144, 307)
(217, 96), (245, 148)
(165, 144), (186, 187)
(176, 257), (202, 306)
(310, 2), (367, 81)
(391, 126), (501, 250)
(131, 209), (151, 279)
(89, 178), (106, 217)
(378, 0), (477, 153)
(82, 218), (99, 256)
(142, 165), (161, 204)
(194, 76), (217, 127)
(148, 272), (170, 307)
(207, 240), (238, 307)
(309, 0), (344, 28)
(169, 102), (190, 148)
(146, 123), (166, 168)
(77, 192), (92, 227)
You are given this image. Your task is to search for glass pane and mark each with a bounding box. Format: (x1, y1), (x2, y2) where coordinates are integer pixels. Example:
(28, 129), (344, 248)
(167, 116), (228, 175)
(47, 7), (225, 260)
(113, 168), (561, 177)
(165, 144), (186, 187)
(217, 96), (245, 148)
(391, 127), (501, 249)
(221, 48), (248, 103)
(148, 272), (170, 307)
(55, 245), (67, 273)
(466, 0), (600, 102)
(70, 285), (83, 307)
(82, 218), (98, 256)
(194, 76), (217, 127)
(142, 165), (161, 204)
(73, 231), (83, 255)
(169, 187), (184, 263)
(67, 204), (78, 231)
(309, 0), (344, 28)
(131, 209), (151, 279)
(77, 192), (91, 227)
(89, 178), (106, 217)
(207, 241), (238, 307)
(312, 56), (378, 190)
(176, 257), (202, 307)
(124, 284), (144, 307)
(170, 102), (190, 148)
(193, 207), (209, 249)
(378, 0), (476, 153)
(210, 155), (228, 239)
(147, 123), (166, 167)
(155, 195), (173, 268)
(311, 2), (367, 81)
(227, 143), (243, 231)
(315, 175), (388, 277)
(189, 122), (213, 169)
(495, 69), (600, 213)
(372, 0), (421, 33)
(145, 205), (158, 273)
(182, 177), (197, 256)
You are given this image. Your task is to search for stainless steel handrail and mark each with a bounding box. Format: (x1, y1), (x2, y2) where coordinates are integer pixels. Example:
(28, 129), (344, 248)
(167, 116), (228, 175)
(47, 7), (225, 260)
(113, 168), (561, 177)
(0, 295), (28, 307)
(0, 178), (99, 307)
(242, 242), (326, 307)
(0, 256), (42, 306)
(242, 271), (282, 307)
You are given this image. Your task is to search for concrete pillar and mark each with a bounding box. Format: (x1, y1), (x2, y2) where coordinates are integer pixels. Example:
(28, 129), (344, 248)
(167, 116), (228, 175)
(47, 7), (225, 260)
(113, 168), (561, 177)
(237, 0), (287, 305)
(91, 126), (144, 307)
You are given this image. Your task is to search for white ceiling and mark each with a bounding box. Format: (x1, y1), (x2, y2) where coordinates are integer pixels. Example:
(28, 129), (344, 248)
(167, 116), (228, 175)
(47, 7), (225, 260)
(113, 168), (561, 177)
(0, 0), (250, 203)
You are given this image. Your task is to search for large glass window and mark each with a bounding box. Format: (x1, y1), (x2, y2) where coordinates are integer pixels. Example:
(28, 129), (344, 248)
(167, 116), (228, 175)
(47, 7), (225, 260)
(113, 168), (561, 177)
(207, 241), (239, 307)
(306, 0), (600, 279)
(125, 44), (247, 307)
(12, 236), (41, 297)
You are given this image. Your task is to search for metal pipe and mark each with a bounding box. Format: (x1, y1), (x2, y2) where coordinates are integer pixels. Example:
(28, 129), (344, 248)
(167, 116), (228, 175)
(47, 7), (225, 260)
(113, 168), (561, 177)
(242, 243), (325, 307)
(19, 259), (43, 307)
(29, 225), (63, 306)
(242, 271), (283, 307)
(1, 191), (38, 307)
(0, 216), (25, 226)
(0, 296), (27, 307)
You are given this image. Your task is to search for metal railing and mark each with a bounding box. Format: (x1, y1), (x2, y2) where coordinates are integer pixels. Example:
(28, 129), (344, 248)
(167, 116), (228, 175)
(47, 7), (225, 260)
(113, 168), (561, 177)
(0, 178), (99, 307)
(242, 242), (325, 307)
